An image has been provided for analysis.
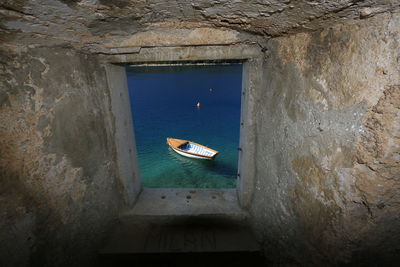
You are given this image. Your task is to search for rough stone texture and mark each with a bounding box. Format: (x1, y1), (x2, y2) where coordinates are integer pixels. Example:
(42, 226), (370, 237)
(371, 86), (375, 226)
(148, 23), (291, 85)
(105, 27), (240, 48)
(251, 13), (400, 266)
(1, 0), (399, 49)
(1, 0), (400, 266)
(0, 47), (121, 266)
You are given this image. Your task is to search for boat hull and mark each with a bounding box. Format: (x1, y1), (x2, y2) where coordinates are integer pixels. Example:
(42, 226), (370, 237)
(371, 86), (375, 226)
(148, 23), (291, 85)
(170, 146), (213, 160)
(167, 138), (218, 160)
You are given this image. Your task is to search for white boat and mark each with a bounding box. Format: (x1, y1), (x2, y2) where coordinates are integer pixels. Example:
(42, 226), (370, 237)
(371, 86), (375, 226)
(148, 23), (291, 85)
(166, 138), (218, 160)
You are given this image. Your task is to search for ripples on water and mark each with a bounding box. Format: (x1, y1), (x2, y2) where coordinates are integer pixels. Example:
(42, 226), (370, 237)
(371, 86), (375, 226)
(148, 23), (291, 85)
(126, 64), (242, 188)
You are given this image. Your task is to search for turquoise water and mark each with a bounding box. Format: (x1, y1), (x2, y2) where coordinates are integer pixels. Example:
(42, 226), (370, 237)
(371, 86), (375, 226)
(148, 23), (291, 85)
(126, 64), (242, 188)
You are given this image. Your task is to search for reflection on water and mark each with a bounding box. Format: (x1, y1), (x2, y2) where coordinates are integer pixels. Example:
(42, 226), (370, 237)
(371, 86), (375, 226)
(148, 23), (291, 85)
(127, 64), (242, 188)
(167, 148), (238, 176)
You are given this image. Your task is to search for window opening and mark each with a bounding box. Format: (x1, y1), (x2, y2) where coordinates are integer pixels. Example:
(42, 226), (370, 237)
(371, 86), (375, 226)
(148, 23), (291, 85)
(125, 63), (243, 188)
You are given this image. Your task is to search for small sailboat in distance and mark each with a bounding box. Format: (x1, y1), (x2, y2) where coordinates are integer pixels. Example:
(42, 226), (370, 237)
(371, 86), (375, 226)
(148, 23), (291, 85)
(167, 138), (218, 160)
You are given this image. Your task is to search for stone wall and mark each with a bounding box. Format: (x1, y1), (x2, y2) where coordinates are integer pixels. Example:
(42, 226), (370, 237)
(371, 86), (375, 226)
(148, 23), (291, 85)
(1, 1), (400, 266)
(0, 46), (122, 266)
(251, 12), (400, 266)
(1, 0), (398, 47)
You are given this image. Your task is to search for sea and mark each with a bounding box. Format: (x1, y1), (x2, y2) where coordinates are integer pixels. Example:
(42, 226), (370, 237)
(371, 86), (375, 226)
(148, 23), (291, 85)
(126, 63), (242, 188)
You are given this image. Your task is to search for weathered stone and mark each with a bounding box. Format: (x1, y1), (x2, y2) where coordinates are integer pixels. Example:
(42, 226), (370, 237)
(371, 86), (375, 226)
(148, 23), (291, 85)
(1, 0), (399, 48)
(251, 12), (400, 266)
(106, 28), (240, 48)
(1, 0), (400, 266)
(0, 47), (120, 267)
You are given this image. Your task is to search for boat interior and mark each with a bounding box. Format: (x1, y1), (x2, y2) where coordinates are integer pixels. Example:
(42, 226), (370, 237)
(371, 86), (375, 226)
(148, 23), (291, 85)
(179, 142), (215, 157)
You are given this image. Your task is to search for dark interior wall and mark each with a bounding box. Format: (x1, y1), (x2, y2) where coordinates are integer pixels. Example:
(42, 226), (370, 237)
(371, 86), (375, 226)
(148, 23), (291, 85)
(251, 12), (400, 266)
(0, 46), (122, 266)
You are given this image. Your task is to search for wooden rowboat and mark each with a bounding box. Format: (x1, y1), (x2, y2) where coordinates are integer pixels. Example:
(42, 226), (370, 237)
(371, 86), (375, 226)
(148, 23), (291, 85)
(167, 138), (219, 160)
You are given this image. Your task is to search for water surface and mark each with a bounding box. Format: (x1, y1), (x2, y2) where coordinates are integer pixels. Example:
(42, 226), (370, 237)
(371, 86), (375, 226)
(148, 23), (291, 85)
(126, 64), (242, 188)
